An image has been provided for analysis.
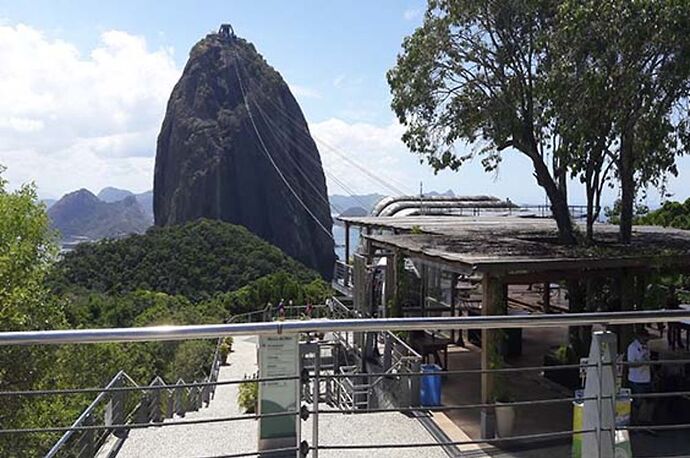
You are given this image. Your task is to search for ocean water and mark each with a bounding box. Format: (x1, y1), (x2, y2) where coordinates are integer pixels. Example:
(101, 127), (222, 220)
(331, 223), (360, 261)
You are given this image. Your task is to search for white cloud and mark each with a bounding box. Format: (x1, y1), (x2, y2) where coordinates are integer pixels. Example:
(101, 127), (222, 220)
(0, 24), (180, 197)
(289, 83), (321, 99)
(309, 117), (572, 205)
(403, 8), (423, 21)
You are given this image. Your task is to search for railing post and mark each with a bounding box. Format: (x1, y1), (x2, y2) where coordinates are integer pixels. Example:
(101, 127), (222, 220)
(175, 381), (186, 417)
(312, 345), (320, 458)
(409, 359), (421, 408)
(383, 332), (392, 372)
(78, 414), (95, 458)
(105, 376), (127, 438)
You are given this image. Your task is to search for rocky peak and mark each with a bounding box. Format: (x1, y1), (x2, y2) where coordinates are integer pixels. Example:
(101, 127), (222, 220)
(154, 29), (335, 278)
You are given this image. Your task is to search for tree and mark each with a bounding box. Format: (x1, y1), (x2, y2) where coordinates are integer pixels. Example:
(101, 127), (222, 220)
(0, 166), (66, 455)
(551, 0), (690, 243)
(388, 0), (577, 244)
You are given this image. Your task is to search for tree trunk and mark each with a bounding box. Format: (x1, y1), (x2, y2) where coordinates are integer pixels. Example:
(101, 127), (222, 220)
(619, 129), (635, 243)
(586, 177), (595, 243)
(530, 154), (577, 245)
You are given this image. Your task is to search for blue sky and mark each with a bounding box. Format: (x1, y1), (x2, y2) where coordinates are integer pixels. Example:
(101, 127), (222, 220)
(0, 0), (686, 206)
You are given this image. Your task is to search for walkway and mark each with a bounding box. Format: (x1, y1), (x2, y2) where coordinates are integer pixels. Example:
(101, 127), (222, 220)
(114, 336), (446, 457)
(117, 335), (259, 457)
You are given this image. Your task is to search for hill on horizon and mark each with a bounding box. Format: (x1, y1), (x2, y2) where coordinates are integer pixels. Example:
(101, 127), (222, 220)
(48, 189), (152, 241)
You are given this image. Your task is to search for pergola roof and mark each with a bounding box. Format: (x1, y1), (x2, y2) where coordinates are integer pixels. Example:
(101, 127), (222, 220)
(340, 215), (690, 279)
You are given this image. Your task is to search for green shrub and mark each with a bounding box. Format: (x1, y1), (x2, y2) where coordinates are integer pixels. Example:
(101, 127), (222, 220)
(237, 377), (258, 413)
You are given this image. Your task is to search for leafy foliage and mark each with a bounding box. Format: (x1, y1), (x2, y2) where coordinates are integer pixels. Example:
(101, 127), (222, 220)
(388, 0), (690, 243)
(387, 0), (577, 244)
(636, 199), (690, 230)
(50, 219), (317, 300)
(0, 167), (67, 455)
(237, 377), (258, 413)
(0, 167), (329, 455)
(550, 0), (690, 241)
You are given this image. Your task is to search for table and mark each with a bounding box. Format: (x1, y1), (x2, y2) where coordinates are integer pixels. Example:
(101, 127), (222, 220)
(411, 331), (450, 371)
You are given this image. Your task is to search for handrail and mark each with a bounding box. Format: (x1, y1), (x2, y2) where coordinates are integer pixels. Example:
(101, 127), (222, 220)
(47, 314), (229, 457)
(45, 370), (135, 458)
(6, 309), (690, 346)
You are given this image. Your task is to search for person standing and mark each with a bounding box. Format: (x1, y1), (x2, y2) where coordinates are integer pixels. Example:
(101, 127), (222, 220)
(277, 298), (286, 319)
(627, 328), (652, 424)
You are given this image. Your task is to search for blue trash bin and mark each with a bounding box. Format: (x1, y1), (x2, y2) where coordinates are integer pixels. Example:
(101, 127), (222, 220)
(420, 363), (442, 407)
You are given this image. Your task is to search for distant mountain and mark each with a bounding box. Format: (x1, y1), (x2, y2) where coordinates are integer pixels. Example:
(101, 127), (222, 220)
(329, 194), (386, 215)
(97, 187), (153, 219)
(97, 187), (134, 202)
(48, 189), (152, 241)
(41, 198), (57, 209)
(338, 206), (368, 218)
(424, 189), (455, 198)
(135, 190), (154, 219)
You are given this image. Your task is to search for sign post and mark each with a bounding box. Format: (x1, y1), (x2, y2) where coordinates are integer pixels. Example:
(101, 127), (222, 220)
(258, 334), (300, 457)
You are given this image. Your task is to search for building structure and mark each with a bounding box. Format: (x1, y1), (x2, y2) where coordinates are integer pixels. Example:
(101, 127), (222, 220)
(336, 212), (690, 437)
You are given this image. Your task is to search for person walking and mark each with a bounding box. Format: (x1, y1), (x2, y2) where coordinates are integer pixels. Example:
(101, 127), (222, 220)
(627, 328), (653, 425)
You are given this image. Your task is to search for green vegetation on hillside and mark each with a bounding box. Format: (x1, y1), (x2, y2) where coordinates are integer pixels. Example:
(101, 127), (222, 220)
(50, 219), (317, 300)
(1, 167), (331, 455)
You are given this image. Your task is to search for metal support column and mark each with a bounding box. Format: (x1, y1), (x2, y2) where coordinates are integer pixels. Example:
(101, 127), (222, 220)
(312, 347), (320, 458)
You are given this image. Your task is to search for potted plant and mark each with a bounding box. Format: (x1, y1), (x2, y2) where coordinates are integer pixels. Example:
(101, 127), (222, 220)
(237, 376), (258, 413)
(489, 333), (516, 438)
(218, 338), (232, 366)
(494, 380), (516, 438)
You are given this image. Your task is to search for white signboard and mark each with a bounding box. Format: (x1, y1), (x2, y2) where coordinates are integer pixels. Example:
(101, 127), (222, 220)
(258, 334), (299, 441)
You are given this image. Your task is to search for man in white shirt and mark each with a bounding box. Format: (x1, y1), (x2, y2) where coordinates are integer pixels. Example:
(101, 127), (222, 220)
(627, 328), (652, 423)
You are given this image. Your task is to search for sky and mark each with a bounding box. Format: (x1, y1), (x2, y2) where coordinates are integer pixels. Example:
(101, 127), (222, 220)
(0, 0), (687, 206)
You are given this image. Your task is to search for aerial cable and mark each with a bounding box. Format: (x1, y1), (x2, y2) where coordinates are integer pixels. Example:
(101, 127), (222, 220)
(246, 86), (409, 196)
(250, 98), (370, 207)
(251, 104), (344, 215)
(231, 51), (411, 196)
(245, 95), (342, 213)
(231, 49), (334, 240)
(250, 99), (371, 210)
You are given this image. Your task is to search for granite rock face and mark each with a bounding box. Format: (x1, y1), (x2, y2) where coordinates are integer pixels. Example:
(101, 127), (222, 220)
(154, 31), (335, 278)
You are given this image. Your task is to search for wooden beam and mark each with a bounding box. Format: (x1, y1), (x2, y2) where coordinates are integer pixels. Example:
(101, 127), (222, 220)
(383, 256), (396, 318)
(481, 274), (506, 439)
(450, 273), (462, 345)
(481, 275), (506, 401)
(542, 282), (551, 314)
(344, 222), (350, 263)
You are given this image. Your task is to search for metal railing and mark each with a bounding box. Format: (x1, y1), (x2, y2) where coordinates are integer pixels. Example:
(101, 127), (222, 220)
(332, 260), (353, 295)
(5, 309), (690, 345)
(3, 309), (690, 458)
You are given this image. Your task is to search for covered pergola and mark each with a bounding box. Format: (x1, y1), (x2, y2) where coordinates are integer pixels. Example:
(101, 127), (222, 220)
(339, 215), (690, 437)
